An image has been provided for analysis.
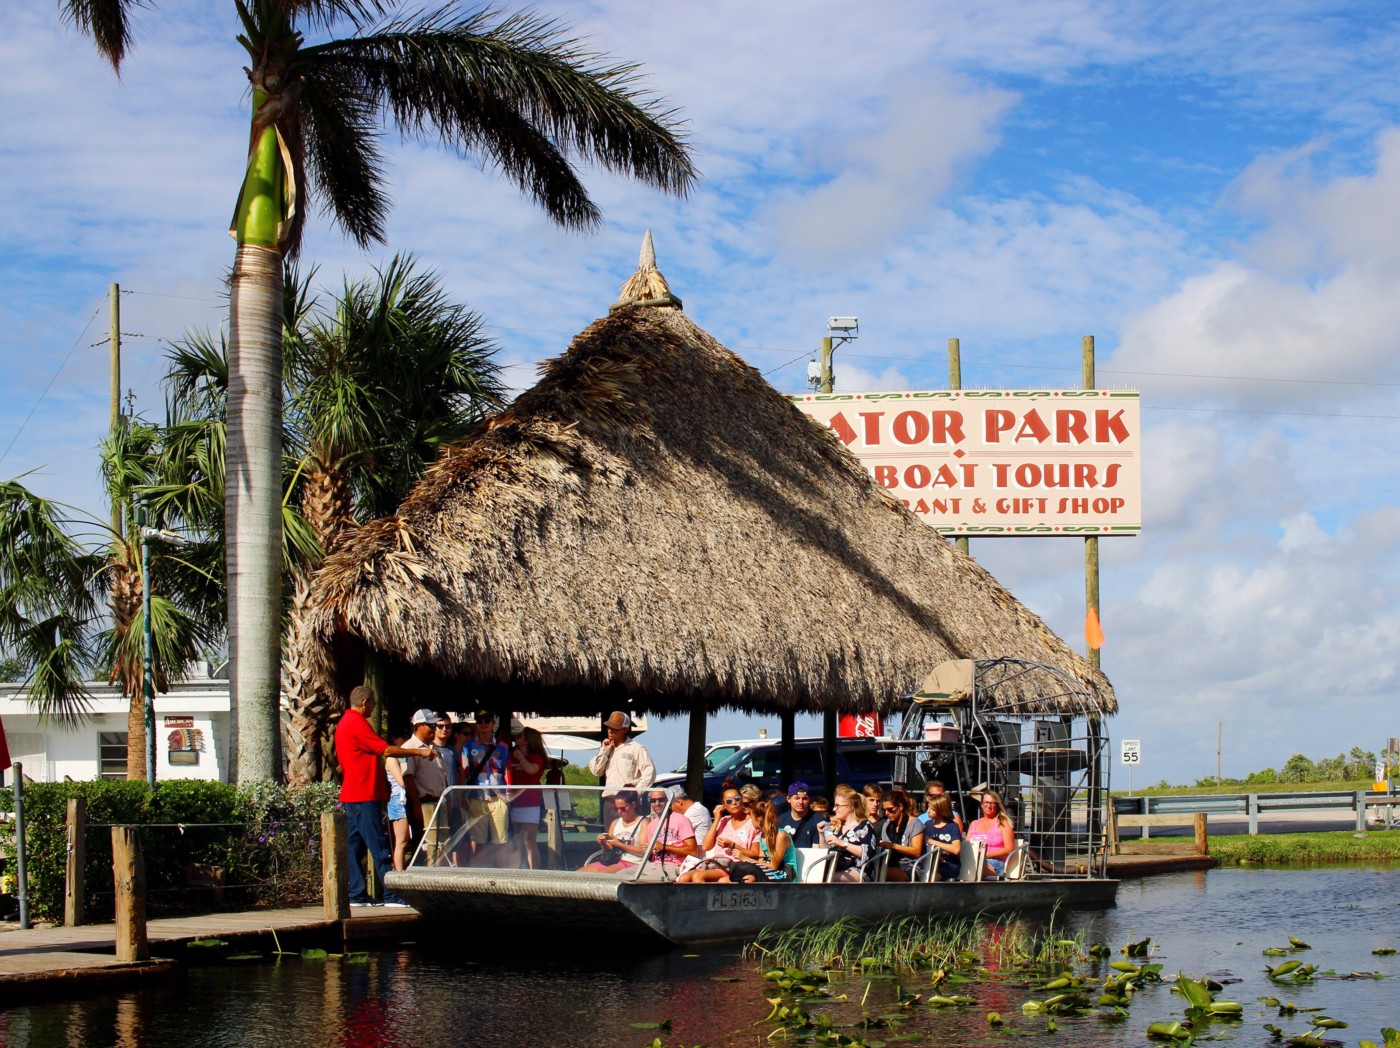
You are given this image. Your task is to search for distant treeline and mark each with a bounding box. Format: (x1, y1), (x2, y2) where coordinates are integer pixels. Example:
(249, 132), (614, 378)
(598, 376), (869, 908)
(1171, 746), (1387, 790)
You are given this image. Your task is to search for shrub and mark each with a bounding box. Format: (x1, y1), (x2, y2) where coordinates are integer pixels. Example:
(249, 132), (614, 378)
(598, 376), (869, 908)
(0, 780), (339, 922)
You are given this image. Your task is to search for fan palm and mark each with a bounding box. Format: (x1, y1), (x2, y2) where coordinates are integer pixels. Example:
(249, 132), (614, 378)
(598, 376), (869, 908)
(162, 257), (503, 783)
(63, 0), (697, 782)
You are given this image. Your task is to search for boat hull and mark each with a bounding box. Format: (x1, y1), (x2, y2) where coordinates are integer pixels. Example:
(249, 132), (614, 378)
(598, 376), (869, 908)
(386, 869), (1118, 947)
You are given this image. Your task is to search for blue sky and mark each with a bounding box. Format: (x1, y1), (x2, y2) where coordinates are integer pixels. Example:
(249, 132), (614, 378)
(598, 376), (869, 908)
(3, 1), (1399, 783)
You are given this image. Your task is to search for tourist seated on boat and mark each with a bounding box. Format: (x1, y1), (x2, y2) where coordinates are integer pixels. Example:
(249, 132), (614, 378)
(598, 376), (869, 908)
(676, 785), (761, 883)
(920, 780), (965, 835)
(967, 790), (1017, 878)
(778, 781), (820, 847)
(645, 785), (700, 873)
(863, 784), (887, 837)
(874, 789), (924, 881)
(810, 795), (830, 818)
(670, 785), (712, 840)
(921, 794), (962, 880)
(821, 785), (875, 883)
(578, 790), (649, 873)
(722, 799), (798, 883)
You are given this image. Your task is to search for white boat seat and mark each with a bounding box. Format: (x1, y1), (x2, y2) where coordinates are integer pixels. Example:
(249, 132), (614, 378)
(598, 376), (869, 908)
(910, 846), (942, 883)
(857, 847), (891, 883)
(798, 848), (838, 883)
(998, 840), (1030, 881)
(959, 839), (987, 882)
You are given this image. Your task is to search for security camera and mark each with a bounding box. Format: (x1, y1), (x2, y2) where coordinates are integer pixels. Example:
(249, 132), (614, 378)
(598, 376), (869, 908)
(827, 316), (859, 333)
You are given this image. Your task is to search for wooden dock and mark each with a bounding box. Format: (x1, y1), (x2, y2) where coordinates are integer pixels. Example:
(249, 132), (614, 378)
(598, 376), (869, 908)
(0, 905), (420, 999)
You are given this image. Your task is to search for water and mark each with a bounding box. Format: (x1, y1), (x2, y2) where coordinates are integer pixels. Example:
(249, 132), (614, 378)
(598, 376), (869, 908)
(2, 866), (1397, 1047)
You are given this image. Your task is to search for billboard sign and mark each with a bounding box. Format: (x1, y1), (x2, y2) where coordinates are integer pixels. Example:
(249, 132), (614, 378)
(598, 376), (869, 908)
(791, 389), (1141, 535)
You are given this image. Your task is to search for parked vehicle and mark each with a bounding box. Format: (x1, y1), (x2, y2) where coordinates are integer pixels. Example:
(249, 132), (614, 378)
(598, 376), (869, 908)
(670, 738), (766, 775)
(653, 736), (900, 806)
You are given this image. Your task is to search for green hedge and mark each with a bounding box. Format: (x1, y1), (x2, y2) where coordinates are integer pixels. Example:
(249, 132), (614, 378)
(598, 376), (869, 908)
(0, 780), (339, 922)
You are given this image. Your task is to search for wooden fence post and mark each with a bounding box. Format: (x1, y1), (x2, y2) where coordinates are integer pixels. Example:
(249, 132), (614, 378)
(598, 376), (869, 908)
(112, 826), (148, 962)
(322, 811), (350, 921)
(1193, 812), (1208, 856)
(64, 797), (86, 927)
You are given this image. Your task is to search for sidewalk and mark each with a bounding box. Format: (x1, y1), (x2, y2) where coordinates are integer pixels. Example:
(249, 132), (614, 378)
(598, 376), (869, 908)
(0, 904), (419, 996)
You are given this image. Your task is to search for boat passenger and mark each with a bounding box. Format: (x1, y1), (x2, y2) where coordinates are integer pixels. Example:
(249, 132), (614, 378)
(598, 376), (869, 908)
(920, 780), (964, 835)
(670, 786), (712, 841)
(676, 786), (760, 883)
(778, 781), (819, 848)
(506, 726), (548, 870)
(921, 794), (962, 880)
(646, 785), (700, 873)
(723, 799), (797, 883)
(863, 784), (887, 838)
(810, 796), (830, 817)
(821, 785), (875, 883)
(874, 789), (924, 881)
(578, 791), (648, 872)
(967, 790), (1017, 878)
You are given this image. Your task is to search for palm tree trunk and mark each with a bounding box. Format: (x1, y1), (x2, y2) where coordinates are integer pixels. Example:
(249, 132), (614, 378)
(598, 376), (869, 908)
(227, 241), (285, 782)
(282, 570), (337, 786)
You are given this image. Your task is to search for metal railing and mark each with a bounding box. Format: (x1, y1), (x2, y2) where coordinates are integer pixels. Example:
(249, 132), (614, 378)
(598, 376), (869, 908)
(1111, 789), (1400, 835)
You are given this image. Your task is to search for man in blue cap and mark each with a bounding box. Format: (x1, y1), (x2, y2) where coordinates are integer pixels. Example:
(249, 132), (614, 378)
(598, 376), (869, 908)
(778, 781), (820, 847)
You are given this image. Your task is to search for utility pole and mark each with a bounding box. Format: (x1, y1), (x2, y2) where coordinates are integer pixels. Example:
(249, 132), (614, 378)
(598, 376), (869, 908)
(1217, 722), (1222, 787)
(819, 336), (834, 393)
(109, 283), (123, 541)
(948, 338), (968, 556)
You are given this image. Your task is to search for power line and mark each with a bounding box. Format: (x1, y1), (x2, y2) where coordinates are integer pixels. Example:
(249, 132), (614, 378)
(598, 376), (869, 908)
(0, 303), (103, 469)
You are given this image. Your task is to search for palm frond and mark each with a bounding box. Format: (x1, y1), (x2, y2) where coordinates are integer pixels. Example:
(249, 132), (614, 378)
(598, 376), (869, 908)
(60, 0), (147, 72)
(302, 6), (696, 230)
(298, 60), (391, 248)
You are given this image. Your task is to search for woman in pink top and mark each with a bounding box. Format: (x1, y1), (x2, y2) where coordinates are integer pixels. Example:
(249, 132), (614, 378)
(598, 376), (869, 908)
(677, 785), (761, 883)
(966, 790), (1016, 877)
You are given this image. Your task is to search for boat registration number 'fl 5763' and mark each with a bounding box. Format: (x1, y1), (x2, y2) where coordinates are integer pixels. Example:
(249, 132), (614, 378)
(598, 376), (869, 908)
(708, 887), (778, 911)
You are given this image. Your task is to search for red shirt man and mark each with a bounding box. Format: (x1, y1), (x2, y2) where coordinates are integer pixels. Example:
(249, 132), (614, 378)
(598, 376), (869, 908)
(334, 685), (421, 906)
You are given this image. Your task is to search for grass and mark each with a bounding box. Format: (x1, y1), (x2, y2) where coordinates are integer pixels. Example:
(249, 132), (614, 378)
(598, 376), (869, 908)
(1208, 829), (1400, 865)
(747, 911), (1088, 974)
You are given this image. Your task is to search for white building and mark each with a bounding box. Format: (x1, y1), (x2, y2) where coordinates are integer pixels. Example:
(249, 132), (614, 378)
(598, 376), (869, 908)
(0, 665), (232, 785)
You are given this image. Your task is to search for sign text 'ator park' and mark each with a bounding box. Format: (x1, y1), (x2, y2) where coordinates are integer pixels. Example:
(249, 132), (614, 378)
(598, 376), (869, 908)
(790, 390), (1141, 536)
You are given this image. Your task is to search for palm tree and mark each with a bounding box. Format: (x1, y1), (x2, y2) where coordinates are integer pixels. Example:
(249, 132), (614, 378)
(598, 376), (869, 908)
(64, 1), (697, 782)
(162, 257), (503, 783)
(0, 427), (222, 776)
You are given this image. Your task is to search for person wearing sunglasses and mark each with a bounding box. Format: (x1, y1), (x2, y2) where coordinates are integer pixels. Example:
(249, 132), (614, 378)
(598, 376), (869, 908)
(677, 787), (760, 883)
(873, 789), (924, 881)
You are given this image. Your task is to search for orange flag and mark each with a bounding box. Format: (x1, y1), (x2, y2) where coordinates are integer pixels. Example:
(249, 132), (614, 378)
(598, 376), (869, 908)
(1085, 607), (1105, 650)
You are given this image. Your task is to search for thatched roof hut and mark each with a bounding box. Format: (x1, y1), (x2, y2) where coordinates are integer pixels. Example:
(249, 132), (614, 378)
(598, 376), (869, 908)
(306, 236), (1115, 718)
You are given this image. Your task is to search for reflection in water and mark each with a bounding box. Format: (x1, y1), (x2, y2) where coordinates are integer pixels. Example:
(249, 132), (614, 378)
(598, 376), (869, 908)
(2, 867), (1397, 1047)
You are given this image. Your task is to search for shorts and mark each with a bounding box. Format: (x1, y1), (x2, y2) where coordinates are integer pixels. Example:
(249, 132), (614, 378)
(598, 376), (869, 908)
(387, 796), (407, 822)
(468, 795), (510, 844)
(985, 856), (1006, 877)
(510, 804), (542, 825)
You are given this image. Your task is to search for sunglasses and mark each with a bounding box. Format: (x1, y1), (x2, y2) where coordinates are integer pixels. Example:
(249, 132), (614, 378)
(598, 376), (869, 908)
(650, 797), (667, 804)
(882, 806), (899, 813)
(723, 797), (742, 805)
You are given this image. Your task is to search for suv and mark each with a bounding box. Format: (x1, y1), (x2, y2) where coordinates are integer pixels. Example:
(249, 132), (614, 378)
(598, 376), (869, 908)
(653, 737), (905, 808)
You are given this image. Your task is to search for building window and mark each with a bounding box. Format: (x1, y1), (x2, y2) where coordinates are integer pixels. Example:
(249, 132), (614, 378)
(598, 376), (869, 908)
(99, 732), (129, 780)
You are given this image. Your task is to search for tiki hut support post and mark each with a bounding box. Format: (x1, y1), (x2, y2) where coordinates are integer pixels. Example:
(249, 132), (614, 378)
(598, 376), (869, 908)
(686, 698), (707, 801)
(364, 653), (388, 734)
(780, 708), (796, 787)
(822, 711), (838, 801)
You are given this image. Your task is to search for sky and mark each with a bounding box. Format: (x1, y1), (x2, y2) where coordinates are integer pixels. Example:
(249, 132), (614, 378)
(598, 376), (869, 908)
(3, 1), (1399, 786)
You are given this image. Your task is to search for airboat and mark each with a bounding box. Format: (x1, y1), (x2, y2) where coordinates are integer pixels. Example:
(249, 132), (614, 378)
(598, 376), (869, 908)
(386, 658), (1117, 947)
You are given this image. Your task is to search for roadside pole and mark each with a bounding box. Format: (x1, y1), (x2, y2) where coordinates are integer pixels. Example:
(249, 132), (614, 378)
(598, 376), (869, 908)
(13, 762), (29, 929)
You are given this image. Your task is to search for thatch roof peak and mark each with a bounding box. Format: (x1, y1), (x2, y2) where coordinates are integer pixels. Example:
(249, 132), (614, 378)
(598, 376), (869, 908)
(306, 301), (1116, 718)
(612, 229), (683, 312)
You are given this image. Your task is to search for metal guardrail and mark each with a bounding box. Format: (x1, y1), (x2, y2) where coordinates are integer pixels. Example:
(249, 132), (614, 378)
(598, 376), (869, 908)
(1112, 789), (1400, 834)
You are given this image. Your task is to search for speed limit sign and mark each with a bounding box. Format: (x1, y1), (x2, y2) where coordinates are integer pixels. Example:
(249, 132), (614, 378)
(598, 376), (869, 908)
(1120, 739), (1141, 765)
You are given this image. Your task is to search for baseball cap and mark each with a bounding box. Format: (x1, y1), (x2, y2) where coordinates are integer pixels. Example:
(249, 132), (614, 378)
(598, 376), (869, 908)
(787, 781), (811, 797)
(472, 709), (495, 724)
(410, 708), (439, 725)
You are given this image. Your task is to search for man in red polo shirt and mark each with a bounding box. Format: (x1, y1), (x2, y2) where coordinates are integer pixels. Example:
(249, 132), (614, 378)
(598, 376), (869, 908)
(335, 684), (423, 906)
